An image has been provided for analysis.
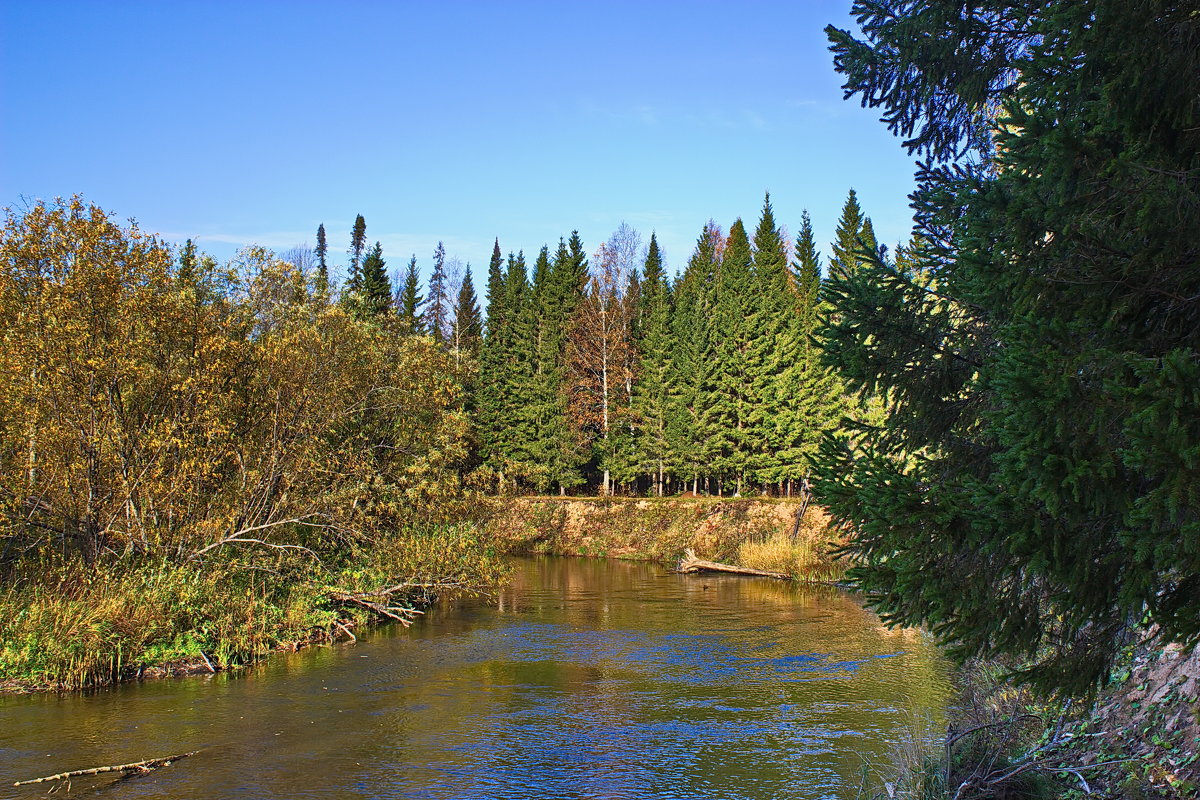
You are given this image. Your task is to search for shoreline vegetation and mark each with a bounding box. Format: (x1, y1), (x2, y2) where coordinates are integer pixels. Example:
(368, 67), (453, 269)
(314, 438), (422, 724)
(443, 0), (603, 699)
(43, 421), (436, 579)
(0, 495), (842, 694)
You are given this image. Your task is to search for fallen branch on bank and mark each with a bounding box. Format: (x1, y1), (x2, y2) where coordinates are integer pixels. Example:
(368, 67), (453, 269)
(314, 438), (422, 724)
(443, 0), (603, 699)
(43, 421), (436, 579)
(676, 549), (791, 580)
(14, 751), (200, 786)
(326, 588), (425, 626)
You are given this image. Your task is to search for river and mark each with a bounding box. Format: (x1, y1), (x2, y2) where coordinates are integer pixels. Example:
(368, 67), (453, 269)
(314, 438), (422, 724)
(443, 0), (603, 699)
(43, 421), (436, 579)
(1, 557), (949, 799)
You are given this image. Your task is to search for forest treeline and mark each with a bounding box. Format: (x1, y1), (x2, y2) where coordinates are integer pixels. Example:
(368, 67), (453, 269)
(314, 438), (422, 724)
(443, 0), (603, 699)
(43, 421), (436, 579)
(300, 191), (882, 498)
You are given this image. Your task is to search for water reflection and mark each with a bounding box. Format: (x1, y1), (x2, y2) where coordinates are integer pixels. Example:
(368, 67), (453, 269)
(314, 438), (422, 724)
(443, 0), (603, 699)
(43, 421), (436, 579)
(1, 556), (949, 799)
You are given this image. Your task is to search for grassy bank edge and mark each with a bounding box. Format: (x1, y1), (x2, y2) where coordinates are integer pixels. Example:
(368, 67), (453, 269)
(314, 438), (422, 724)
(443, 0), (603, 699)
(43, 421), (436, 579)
(0, 522), (506, 694)
(483, 495), (848, 582)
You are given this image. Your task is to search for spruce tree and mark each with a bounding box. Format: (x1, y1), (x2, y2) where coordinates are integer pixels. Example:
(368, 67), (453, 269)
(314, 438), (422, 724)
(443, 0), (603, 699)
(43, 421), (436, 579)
(637, 233), (665, 336)
(178, 238), (198, 284)
(794, 211), (821, 311)
(829, 189), (865, 281)
(705, 218), (755, 493)
(667, 222), (721, 493)
(476, 240), (509, 476)
(774, 210), (842, 490)
(631, 233), (673, 495)
(426, 241), (449, 343)
(396, 255), (425, 334)
(348, 214), (367, 292)
(451, 264), (482, 355)
(315, 223), (329, 296)
(539, 235), (590, 492)
(745, 193), (792, 489)
(359, 241), (392, 317)
(498, 250), (536, 482)
(822, 0), (1200, 694)
(520, 246), (563, 492)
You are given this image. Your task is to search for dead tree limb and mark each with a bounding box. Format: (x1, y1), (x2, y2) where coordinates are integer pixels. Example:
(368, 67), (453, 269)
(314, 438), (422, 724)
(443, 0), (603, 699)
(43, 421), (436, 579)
(188, 516), (321, 561)
(14, 751), (199, 786)
(326, 589), (425, 626)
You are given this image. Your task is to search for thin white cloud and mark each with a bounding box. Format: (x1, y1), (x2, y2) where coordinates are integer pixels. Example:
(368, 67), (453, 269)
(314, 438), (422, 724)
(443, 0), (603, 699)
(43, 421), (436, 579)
(160, 230), (487, 266)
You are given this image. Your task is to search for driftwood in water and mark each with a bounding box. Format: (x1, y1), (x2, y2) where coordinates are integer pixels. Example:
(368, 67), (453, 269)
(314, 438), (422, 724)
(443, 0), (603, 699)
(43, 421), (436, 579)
(14, 751), (200, 786)
(676, 548), (790, 580)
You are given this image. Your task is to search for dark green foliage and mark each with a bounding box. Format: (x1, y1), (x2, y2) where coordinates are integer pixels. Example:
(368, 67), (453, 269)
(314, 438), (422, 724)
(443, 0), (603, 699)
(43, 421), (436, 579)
(632, 233), (673, 494)
(820, 0), (1200, 695)
(178, 238), (197, 284)
(745, 193), (792, 486)
(348, 214), (367, 291)
(706, 218), (756, 491)
(516, 245), (581, 492)
(315, 223), (329, 296)
(829, 189), (867, 280)
(359, 241), (392, 317)
(476, 240), (509, 469)
(794, 211), (821, 311)
(426, 241), (449, 343)
(397, 255), (424, 335)
(666, 222), (720, 492)
(451, 264), (482, 355)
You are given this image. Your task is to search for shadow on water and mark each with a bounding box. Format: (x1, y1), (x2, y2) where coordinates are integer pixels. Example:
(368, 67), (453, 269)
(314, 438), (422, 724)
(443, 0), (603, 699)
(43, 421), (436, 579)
(1, 556), (949, 799)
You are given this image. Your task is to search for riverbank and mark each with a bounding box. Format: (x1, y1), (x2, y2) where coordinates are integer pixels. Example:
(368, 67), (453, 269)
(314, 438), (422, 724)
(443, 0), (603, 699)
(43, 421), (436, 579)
(863, 637), (1199, 800)
(0, 522), (506, 693)
(486, 496), (846, 581)
(0, 497), (840, 694)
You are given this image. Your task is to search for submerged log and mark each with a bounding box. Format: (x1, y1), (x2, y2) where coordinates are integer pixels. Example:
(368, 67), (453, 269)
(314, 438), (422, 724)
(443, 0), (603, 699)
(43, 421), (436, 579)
(676, 548), (790, 580)
(14, 751), (200, 786)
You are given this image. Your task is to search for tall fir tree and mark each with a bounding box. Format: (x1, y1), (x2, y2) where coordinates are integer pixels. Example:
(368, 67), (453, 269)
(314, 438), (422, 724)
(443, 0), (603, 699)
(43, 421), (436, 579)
(476, 240), (509, 477)
(498, 250), (537, 481)
(829, 189), (865, 281)
(774, 210), (843, 490)
(178, 238), (198, 284)
(315, 223), (329, 296)
(705, 218), (755, 493)
(794, 211), (821, 312)
(518, 246), (566, 492)
(426, 241), (450, 344)
(820, 0), (1200, 694)
(666, 222), (721, 493)
(745, 193), (792, 488)
(348, 214), (367, 292)
(451, 264), (482, 356)
(396, 255), (425, 334)
(631, 232), (673, 495)
(359, 241), (392, 317)
(537, 235), (591, 492)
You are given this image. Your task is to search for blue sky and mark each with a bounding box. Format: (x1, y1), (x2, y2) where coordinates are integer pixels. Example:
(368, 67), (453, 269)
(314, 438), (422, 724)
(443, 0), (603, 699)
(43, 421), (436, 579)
(1, 1), (917, 286)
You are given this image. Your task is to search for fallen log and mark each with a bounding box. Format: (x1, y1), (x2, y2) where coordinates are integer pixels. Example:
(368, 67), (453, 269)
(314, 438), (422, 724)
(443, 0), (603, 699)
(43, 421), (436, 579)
(14, 751), (199, 786)
(676, 548), (791, 580)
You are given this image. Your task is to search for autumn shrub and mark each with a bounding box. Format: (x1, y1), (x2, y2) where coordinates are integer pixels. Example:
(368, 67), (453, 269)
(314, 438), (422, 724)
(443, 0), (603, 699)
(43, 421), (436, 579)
(0, 199), (503, 690)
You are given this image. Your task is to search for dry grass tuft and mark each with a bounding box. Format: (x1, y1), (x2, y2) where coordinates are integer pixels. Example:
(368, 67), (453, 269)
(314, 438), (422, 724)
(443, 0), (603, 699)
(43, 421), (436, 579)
(736, 527), (845, 581)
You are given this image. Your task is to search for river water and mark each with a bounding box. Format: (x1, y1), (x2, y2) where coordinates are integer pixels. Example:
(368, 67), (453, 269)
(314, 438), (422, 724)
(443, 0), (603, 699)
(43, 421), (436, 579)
(1, 557), (949, 799)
